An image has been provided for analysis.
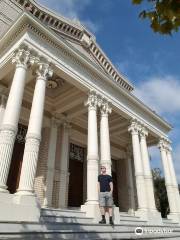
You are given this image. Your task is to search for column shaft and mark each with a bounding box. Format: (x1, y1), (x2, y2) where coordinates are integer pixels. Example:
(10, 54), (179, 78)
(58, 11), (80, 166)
(166, 148), (180, 212)
(17, 63), (53, 195)
(100, 101), (112, 175)
(43, 118), (58, 207)
(126, 151), (136, 212)
(0, 95), (6, 126)
(58, 122), (70, 208)
(159, 143), (177, 214)
(140, 130), (157, 211)
(128, 122), (148, 211)
(86, 91), (99, 204)
(0, 49), (31, 192)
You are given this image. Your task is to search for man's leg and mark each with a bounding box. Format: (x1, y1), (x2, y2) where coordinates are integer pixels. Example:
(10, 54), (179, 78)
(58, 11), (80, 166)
(108, 207), (113, 217)
(99, 193), (106, 224)
(107, 193), (114, 225)
(100, 206), (105, 216)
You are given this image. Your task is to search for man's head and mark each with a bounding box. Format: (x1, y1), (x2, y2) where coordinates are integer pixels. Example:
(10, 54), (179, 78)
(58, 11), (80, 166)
(100, 165), (106, 174)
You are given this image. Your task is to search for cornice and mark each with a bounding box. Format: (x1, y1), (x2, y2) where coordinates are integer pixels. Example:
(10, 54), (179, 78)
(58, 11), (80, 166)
(11, 0), (134, 92)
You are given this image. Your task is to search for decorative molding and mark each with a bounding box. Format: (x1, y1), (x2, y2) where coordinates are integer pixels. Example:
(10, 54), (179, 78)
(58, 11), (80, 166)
(16, 124), (27, 144)
(69, 143), (85, 162)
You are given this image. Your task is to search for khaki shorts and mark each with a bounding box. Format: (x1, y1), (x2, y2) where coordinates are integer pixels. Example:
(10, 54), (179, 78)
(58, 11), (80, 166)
(99, 191), (113, 207)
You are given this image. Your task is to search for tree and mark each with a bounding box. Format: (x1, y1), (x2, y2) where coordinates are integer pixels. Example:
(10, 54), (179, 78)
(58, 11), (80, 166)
(132, 0), (180, 35)
(152, 168), (169, 217)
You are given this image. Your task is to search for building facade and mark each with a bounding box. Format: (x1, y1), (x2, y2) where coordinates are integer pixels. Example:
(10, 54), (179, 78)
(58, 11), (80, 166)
(0, 0), (180, 225)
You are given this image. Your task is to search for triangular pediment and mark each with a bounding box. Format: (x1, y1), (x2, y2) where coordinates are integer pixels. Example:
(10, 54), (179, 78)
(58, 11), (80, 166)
(1, 0), (134, 92)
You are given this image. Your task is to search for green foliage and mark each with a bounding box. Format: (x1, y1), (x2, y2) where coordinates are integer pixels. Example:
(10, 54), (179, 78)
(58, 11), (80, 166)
(152, 168), (169, 217)
(132, 0), (180, 35)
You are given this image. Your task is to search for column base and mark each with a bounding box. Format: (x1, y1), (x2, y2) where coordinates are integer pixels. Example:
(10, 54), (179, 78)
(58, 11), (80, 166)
(0, 192), (40, 222)
(135, 209), (162, 225)
(0, 186), (9, 193)
(167, 213), (180, 224)
(128, 208), (136, 216)
(81, 202), (101, 223)
(15, 190), (34, 196)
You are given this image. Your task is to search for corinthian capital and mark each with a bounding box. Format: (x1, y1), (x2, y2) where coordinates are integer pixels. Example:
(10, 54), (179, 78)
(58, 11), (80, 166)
(158, 137), (169, 151)
(100, 98), (112, 116)
(36, 62), (53, 80)
(128, 119), (140, 135)
(12, 48), (34, 69)
(85, 90), (98, 110)
(139, 125), (148, 138)
(159, 138), (172, 152)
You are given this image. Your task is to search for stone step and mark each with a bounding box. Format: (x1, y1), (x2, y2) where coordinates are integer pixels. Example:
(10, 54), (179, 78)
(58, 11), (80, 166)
(163, 218), (180, 225)
(40, 215), (93, 224)
(41, 208), (86, 218)
(119, 212), (147, 224)
(120, 213), (140, 218)
(1, 222), (180, 239)
(1, 221), (180, 232)
(2, 232), (180, 240)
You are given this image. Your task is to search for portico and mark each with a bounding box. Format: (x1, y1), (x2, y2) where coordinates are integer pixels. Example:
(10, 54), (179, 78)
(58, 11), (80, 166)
(0, 0), (179, 227)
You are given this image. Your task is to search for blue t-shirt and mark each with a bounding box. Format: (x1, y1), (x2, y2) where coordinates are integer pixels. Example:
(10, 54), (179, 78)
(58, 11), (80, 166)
(98, 174), (112, 192)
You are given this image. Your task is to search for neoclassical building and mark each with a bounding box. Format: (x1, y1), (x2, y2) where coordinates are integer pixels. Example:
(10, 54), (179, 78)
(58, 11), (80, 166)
(0, 0), (180, 227)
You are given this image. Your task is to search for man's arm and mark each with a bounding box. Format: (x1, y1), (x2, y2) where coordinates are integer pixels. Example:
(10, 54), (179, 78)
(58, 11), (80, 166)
(97, 182), (100, 193)
(110, 181), (113, 194)
(98, 175), (100, 193)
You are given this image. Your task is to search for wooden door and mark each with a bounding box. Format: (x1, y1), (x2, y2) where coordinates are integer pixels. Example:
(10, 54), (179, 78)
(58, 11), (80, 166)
(68, 158), (84, 207)
(68, 143), (85, 207)
(112, 170), (119, 206)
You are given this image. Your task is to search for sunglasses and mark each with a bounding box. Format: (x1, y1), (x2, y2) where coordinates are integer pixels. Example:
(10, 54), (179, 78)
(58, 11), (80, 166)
(101, 167), (106, 169)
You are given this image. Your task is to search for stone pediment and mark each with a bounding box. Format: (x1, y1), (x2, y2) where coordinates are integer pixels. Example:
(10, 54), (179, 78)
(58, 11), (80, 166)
(6, 0), (134, 92)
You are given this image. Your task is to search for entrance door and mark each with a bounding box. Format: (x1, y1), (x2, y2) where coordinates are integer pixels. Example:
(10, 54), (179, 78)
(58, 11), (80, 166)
(7, 124), (27, 193)
(68, 143), (85, 207)
(112, 170), (119, 206)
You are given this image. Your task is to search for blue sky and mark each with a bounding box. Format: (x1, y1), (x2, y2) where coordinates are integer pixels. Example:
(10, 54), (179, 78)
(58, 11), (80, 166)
(38, 0), (180, 182)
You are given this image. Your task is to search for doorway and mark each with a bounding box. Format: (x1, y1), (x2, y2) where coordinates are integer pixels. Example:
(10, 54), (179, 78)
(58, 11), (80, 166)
(7, 124), (27, 193)
(68, 143), (85, 207)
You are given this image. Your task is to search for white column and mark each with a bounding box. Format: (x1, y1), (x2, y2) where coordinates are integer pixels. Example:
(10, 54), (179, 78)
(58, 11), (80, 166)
(100, 99), (112, 175)
(139, 127), (157, 212)
(43, 117), (58, 207)
(158, 139), (178, 214)
(0, 48), (33, 192)
(166, 143), (180, 212)
(17, 62), (53, 195)
(126, 149), (136, 213)
(0, 94), (7, 126)
(58, 122), (71, 208)
(128, 120), (148, 212)
(86, 90), (99, 205)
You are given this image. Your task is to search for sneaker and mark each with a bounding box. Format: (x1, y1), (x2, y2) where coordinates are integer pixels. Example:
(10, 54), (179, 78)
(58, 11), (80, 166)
(99, 218), (106, 224)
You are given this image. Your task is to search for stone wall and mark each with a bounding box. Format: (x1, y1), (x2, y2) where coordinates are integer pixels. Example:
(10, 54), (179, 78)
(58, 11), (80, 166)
(0, 0), (22, 38)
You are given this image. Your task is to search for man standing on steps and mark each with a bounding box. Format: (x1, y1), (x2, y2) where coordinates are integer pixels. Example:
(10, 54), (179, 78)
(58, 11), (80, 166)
(98, 165), (114, 225)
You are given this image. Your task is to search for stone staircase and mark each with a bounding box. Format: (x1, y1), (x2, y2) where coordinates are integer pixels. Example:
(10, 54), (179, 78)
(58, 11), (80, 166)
(0, 208), (180, 239)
